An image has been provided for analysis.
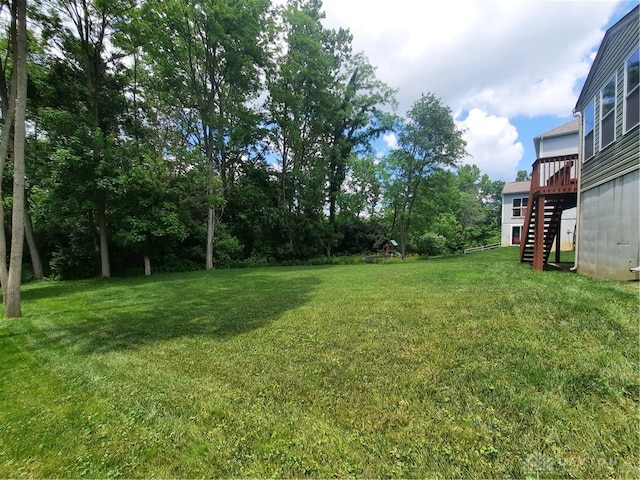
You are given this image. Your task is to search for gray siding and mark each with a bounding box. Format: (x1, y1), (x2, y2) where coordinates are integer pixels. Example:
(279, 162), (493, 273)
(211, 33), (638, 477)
(501, 192), (527, 246)
(581, 126), (639, 191)
(574, 7), (640, 280)
(539, 132), (578, 158)
(578, 169), (639, 280)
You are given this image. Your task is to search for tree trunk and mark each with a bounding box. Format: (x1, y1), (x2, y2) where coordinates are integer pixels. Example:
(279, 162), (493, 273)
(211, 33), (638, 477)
(5, 0), (27, 318)
(24, 209), (43, 280)
(144, 255), (151, 276)
(0, 43), (18, 297)
(398, 217), (407, 258)
(205, 205), (215, 270)
(0, 107), (13, 294)
(97, 199), (110, 278)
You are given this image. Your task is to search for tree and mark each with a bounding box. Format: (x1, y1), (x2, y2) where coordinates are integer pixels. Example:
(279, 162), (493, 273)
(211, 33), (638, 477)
(383, 93), (466, 256)
(516, 169), (531, 181)
(226, 160), (284, 261)
(113, 154), (189, 276)
(134, 0), (269, 270)
(39, 0), (135, 278)
(337, 154), (382, 219)
(267, 0), (395, 256)
(322, 53), (395, 255)
(5, 0), (27, 317)
(454, 164), (504, 248)
(266, 0), (340, 255)
(0, 0), (18, 294)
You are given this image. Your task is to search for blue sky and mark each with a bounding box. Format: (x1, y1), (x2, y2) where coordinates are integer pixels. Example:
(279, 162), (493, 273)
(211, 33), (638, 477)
(318, 0), (639, 181)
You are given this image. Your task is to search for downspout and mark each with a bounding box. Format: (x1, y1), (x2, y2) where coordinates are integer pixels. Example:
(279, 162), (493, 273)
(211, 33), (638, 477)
(570, 108), (582, 272)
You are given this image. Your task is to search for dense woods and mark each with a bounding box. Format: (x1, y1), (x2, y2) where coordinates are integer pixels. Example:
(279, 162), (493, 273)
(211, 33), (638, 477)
(0, 0), (505, 302)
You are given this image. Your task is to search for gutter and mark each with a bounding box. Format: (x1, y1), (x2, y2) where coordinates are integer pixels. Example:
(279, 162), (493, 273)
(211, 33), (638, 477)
(570, 108), (582, 272)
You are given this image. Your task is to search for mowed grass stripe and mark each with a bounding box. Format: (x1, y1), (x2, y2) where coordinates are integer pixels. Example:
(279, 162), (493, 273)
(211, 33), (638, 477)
(0, 248), (637, 478)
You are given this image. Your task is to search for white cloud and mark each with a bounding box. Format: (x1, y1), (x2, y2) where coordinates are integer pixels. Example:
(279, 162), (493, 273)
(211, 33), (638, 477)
(456, 109), (524, 181)
(383, 133), (398, 150)
(320, 0), (622, 117)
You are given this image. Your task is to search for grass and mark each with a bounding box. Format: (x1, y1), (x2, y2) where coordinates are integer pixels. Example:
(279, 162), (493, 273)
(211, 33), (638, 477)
(0, 247), (638, 478)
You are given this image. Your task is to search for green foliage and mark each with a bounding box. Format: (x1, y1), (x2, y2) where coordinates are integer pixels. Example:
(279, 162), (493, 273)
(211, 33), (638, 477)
(411, 231), (448, 256)
(112, 148), (189, 259)
(49, 241), (99, 280)
(381, 94), (467, 255)
(212, 229), (243, 268)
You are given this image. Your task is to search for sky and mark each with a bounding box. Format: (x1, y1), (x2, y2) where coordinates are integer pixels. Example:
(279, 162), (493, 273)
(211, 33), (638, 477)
(316, 0), (638, 182)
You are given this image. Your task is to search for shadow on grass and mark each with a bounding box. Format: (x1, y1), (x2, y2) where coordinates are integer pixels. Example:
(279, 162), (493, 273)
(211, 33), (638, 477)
(20, 277), (124, 301)
(24, 271), (320, 355)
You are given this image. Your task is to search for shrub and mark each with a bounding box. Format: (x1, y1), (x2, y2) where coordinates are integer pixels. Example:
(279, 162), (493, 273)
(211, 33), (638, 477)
(413, 232), (448, 256)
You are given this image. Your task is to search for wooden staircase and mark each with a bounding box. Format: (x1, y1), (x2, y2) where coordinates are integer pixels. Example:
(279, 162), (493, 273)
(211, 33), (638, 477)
(520, 155), (578, 270)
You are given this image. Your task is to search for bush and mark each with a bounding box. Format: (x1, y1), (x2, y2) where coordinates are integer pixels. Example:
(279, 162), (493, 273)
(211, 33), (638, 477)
(213, 233), (243, 268)
(50, 243), (100, 280)
(413, 232), (448, 256)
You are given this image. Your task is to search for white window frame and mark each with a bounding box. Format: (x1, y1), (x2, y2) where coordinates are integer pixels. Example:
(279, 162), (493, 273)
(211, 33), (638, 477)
(624, 47), (639, 133)
(512, 197), (528, 218)
(599, 74), (616, 149)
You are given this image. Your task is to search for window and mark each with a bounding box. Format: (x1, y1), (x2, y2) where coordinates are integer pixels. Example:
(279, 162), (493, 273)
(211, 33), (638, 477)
(511, 226), (522, 245)
(512, 197), (528, 217)
(584, 101), (595, 160)
(600, 76), (616, 148)
(625, 47), (639, 131)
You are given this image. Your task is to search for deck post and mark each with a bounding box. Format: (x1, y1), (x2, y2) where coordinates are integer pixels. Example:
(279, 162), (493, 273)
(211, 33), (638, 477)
(555, 215), (562, 264)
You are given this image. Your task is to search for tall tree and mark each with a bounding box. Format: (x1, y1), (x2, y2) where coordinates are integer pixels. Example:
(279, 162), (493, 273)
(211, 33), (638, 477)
(454, 164), (504, 248)
(267, 0), (337, 252)
(40, 0), (134, 277)
(337, 154), (382, 219)
(5, 0), (27, 317)
(383, 93), (466, 256)
(134, 0), (269, 270)
(322, 52), (395, 255)
(0, 0), (18, 293)
(112, 150), (189, 276)
(267, 0), (395, 256)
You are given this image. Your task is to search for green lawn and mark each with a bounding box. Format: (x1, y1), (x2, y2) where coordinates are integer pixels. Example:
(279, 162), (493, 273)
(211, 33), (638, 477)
(0, 248), (637, 478)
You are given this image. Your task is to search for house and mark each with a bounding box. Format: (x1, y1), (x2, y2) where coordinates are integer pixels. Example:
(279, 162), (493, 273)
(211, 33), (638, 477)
(573, 5), (639, 280)
(502, 181), (530, 247)
(518, 118), (580, 268)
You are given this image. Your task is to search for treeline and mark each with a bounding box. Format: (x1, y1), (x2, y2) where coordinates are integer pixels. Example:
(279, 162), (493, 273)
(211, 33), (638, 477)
(1, 0), (504, 282)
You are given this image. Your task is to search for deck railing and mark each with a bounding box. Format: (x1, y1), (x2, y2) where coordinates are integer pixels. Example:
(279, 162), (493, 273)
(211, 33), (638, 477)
(530, 154), (578, 195)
